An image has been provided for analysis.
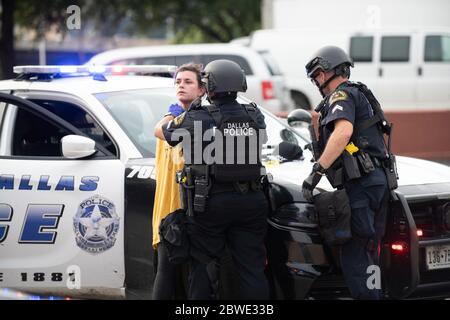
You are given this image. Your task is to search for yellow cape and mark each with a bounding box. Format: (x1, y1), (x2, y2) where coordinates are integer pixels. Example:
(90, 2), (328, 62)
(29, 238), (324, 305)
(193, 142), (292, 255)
(152, 139), (184, 248)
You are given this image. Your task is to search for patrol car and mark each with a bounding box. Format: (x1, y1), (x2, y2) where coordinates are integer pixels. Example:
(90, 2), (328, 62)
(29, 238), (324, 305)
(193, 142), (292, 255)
(0, 65), (449, 299)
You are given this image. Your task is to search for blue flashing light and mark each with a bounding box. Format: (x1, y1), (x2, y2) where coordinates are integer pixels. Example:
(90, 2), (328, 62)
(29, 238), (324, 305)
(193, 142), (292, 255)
(13, 65), (177, 79)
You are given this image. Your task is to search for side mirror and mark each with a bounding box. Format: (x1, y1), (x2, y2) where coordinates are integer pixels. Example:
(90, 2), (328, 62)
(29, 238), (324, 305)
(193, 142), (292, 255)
(274, 141), (303, 162)
(61, 135), (97, 159)
(287, 109), (312, 127)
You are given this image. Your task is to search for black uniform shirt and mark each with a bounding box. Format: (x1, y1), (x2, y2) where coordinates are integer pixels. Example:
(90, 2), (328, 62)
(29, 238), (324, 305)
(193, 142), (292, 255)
(318, 81), (387, 159)
(162, 96), (267, 165)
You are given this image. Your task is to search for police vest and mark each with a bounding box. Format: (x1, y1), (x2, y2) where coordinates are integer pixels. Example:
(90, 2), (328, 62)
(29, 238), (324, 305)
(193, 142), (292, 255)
(205, 103), (264, 182)
(318, 81), (396, 188)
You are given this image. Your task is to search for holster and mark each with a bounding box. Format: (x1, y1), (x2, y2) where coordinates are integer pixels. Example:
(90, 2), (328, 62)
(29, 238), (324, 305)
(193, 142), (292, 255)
(313, 189), (352, 246)
(176, 168), (195, 216)
(325, 159), (344, 188)
(342, 151), (362, 180)
(159, 209), (190, 264)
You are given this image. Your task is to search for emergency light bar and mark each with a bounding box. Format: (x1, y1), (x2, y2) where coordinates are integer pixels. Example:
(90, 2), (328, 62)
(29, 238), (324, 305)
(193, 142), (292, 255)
(13, 65), (177, 76)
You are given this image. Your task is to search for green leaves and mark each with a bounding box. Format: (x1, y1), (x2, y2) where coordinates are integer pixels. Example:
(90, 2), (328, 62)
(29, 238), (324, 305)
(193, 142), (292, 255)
(10, 0), (261, 42)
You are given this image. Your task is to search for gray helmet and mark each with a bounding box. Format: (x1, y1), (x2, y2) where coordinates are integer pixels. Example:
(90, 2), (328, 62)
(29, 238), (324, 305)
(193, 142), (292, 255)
(305, 46), (354, 78)
(202, 59), (247, 94)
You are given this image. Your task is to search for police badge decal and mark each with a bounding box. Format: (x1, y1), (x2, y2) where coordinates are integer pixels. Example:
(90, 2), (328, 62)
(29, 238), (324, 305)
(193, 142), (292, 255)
(73, 195), (120, 254)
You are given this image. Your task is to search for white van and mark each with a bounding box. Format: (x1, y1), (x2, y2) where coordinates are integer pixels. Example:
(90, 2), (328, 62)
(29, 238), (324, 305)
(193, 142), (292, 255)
(87, 43), (293, 113)
(244, 28), (450, 111)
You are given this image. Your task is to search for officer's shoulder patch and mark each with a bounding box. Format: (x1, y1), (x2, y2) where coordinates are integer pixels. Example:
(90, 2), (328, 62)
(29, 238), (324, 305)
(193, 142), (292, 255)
(173, 112), (186, 127)
(329, 90), (348, 105)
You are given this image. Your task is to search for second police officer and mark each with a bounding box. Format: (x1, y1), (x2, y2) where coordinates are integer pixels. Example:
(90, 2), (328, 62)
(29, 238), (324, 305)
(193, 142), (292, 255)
(302, 46), (393, 299)
(157, 59), (270, 300)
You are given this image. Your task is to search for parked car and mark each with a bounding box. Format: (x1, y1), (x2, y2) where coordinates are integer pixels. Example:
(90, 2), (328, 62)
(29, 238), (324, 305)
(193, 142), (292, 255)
(0, 65), (449, 299)
(87, 43), (293, 114)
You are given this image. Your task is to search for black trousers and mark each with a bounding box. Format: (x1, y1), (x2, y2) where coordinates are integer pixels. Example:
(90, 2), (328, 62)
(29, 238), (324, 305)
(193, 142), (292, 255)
(187, 190), (269, 300)
(341, 168), (389, 300)
(152, 242), (177, 300)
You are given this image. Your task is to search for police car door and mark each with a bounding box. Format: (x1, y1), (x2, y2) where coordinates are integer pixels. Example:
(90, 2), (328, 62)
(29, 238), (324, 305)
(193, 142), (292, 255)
(0, 93), (125, 297)
(382, 192), (420, 299)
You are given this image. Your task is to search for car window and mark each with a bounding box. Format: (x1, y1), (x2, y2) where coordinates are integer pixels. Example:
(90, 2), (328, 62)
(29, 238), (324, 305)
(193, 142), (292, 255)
(95, 88), (176, 158)
(31, 100), (118, 156)
(263, 112), (301, 148)
(111, 59), (138, 65)
(201, 55), (253, 75)
(11, 105), (71, 157)
(425, 35), (450, 62)
(258, 51), (283, 75)
(381, 36), (410, 62)
(350, 36), (374, 62)
(138, 55), (202, 66)
(234, 98), (310, 155)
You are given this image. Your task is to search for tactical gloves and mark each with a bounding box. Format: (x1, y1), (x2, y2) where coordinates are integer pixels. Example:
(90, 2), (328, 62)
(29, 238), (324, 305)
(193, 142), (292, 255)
(167, 103), (184, 117)
(302, 162), (326, 202)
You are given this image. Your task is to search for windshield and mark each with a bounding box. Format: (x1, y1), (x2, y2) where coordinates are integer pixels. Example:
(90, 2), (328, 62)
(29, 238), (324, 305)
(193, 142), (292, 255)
(95, 88), (176, 157)
(95, 88), (310, 158)
(260, 106), (310, 156)
(258, 50), (283, 76)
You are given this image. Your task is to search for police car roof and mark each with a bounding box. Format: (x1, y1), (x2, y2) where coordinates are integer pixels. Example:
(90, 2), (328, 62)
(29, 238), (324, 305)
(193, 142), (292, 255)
(0, 75), (175, 95)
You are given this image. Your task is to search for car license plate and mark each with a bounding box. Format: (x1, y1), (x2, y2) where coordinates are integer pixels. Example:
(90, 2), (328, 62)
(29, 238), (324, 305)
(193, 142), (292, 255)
(426, 245), (450, 270)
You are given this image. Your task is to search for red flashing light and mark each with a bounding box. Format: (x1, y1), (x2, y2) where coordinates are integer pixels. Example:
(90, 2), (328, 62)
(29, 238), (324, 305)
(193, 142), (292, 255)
(262, 81), (275, 100)
(112, 65), (124, 74)
(417, 229), (423, 237)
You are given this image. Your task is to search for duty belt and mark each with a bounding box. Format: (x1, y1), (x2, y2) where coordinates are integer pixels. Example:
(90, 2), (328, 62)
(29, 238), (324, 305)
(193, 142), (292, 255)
(210, 181), (262, 195)
(210, 182), (236, 194)
(190, 165), (213, 177)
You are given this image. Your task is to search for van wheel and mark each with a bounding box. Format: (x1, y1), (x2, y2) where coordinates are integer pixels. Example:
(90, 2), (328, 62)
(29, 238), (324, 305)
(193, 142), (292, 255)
(291, 91), (311, 110)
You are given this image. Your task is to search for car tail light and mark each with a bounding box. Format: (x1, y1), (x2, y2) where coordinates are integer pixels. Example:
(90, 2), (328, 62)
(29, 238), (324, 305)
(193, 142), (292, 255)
(261, 81), (275, 100)
(443, 203), (450, 231)
(391, 242), (407, 252)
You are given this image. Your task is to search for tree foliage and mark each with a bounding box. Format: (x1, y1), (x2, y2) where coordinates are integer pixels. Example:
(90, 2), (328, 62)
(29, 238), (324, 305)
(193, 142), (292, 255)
(146, 0), (262, 43)
(0, 0), (261, 78)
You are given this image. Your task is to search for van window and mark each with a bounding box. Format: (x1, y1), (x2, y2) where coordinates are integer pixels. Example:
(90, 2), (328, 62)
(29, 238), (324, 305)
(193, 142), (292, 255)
(201, 55), (253, 75)
(258, 51), (283, 75)
(381, 36), (410, 62)
(425, 35), (450, 62)
(350, 36), (373, 62)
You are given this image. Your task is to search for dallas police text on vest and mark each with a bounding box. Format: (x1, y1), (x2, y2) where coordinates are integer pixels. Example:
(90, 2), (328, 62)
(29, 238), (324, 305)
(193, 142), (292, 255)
(167, 121), (265, 165)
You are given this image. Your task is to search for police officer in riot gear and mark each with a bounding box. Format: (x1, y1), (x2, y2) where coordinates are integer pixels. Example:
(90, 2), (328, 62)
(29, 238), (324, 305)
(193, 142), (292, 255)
(303, 46), (391, 299)
(158, 59), (269, 299)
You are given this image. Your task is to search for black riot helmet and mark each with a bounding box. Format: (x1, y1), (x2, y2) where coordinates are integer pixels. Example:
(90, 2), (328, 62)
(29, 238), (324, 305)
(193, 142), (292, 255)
(305, 46), (354, 97)
(306, 46), (354, 78)
(201, 59), (247, 94)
